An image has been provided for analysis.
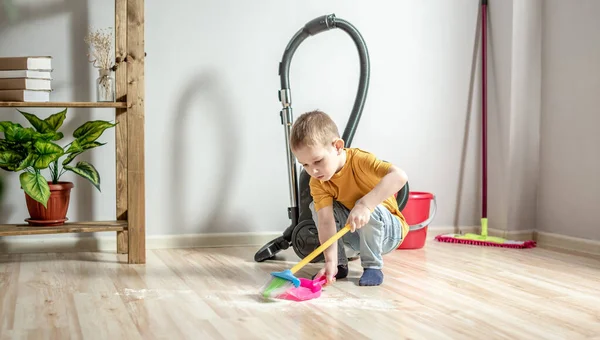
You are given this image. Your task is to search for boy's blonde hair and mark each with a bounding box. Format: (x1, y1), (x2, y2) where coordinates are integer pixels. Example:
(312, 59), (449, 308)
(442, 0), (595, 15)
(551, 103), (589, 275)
(290, 110), (340, 150)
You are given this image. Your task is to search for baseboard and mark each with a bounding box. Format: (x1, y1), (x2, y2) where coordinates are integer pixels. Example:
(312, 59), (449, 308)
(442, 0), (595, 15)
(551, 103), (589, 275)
(534, 231), (600, 257)
(0, 225), (502, 253)
(0, 226), (598, 257)
(1, 226), (478, 254)
(428, 226), (600, 257)
(0, 232), (284, 254)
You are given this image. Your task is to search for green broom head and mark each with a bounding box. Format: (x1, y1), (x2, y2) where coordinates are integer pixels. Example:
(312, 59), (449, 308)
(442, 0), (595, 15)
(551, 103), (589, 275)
(260, 269), (301, 299)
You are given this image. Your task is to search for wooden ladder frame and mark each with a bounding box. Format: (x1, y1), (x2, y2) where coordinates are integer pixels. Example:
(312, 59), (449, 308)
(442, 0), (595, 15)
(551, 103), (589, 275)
(114, 0), (146, 264)
(0, 0), (146, 264)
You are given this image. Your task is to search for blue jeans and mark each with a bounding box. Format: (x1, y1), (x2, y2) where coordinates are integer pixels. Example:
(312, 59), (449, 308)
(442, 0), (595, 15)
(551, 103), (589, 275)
(309, 200), (403, 269)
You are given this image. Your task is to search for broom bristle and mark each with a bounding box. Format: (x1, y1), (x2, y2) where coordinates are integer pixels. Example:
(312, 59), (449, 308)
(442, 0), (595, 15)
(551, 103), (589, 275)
(260, 276), (294, 299)
(434, 234), (536, 249)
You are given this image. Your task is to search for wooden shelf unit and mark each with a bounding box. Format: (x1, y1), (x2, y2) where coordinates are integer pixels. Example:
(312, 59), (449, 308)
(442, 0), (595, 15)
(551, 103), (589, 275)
(0, 0), (146, 264)
(0, 101), (127, 108)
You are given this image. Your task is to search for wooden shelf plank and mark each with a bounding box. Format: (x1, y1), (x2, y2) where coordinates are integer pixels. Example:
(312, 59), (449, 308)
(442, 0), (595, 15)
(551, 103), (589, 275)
(0, 101), (127, 108)
(0, 220), (127, 236)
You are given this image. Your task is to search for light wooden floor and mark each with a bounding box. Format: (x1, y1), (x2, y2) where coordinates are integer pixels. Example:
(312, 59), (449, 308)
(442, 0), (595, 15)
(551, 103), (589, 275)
(0, 239), (599, 339)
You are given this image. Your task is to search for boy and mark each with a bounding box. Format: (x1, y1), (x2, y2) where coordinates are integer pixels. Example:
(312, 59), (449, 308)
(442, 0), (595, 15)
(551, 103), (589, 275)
(289, 110), (409, 286)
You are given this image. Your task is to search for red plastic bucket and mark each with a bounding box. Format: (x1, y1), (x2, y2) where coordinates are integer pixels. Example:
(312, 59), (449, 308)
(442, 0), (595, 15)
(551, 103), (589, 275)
(397, 191), (436, 249)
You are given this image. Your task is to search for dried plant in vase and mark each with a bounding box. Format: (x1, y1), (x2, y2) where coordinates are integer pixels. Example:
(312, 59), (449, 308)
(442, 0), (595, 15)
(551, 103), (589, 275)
(85, 27), (115, 102)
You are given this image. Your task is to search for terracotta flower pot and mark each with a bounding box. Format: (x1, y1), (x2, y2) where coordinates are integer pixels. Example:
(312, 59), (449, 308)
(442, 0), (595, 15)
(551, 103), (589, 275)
(24, 181), (74, 226)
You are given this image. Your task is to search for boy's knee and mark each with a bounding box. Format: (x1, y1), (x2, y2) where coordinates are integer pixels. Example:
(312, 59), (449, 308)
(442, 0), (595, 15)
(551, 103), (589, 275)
(358, 216), (384, 237)
(369, 205), (389, 223)
(355, 207), (384, 231)
(358, 205), (397, 236)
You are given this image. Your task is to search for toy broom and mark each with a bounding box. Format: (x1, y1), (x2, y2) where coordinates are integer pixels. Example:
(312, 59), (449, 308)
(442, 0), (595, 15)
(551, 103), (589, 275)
(435, 0), (536, 249)
(261, 224), (351, 299)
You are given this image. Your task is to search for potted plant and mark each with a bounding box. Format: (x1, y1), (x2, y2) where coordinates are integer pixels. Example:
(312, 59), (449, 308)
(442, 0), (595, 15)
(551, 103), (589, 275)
(0, 108), (116, 226)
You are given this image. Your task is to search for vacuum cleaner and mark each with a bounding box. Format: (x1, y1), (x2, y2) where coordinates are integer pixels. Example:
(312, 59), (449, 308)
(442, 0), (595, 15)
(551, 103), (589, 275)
(254, 14), (410, 263)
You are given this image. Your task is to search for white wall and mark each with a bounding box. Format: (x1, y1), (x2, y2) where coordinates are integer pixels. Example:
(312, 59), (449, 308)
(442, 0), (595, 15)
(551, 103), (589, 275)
(538, 0), (600, 241)
(0, 0), (493, 240)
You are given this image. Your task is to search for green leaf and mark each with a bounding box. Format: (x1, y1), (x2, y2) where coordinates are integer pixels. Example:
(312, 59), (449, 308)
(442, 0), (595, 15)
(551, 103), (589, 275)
(66, 140), (105, 154)
(36, 131), (63, 141)
(0, 140), (32, 171)
(63, 141), (105, 166)
(83, 141), (106, 149)
(44, 109), (67, 131)
(0, 139), (13, 151)
(73, 120), (116, 145)
(0, 150), (23, 167)
(20, 172), (50, 208)
(18, 109), (67, 134)
(65, 139), (82, 154)
(0, 139), (17, 150)
(0, 121), (18, 133)
(27, 131), (63, 142)
(14, 153), (35, 171)
(18, 110), (53, 133)
(62, 151), (82, 166)
(17, 110), (65, 141)
(10, 127), (35, 142)
(64, 161), (100, 191)
(0, 122), (35, 142)
(32, 140), (64, 169)
(51, 132), (64, 141)
(1, 153), (36, 172)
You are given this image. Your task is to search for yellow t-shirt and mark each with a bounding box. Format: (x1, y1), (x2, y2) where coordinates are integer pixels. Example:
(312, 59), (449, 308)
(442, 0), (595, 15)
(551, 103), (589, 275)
(309, 148), (409, 239)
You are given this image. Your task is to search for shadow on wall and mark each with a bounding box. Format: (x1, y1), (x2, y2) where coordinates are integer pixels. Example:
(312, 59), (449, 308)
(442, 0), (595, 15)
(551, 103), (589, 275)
(0, 1), (78, 94)
(0, 173), (16, 224)
(170, 70), (246, 234)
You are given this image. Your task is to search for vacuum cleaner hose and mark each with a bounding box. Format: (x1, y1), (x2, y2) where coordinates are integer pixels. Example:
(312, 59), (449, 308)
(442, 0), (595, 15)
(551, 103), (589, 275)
(333, 18), (370, 146)
(279, 13), (370, 146)
(304, 14), (337, 36)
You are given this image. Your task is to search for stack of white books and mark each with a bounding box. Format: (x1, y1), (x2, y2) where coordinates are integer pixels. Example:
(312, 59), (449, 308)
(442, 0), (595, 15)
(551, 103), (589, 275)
(0, 56), (52, 102)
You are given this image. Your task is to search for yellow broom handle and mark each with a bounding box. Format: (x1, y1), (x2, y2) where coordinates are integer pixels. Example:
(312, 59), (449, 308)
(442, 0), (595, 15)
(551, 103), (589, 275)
(290, 225), (351, 274)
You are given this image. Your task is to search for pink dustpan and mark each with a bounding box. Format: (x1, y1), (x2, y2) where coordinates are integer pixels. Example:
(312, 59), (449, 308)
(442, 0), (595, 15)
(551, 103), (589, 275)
(276, 276), (327, 301)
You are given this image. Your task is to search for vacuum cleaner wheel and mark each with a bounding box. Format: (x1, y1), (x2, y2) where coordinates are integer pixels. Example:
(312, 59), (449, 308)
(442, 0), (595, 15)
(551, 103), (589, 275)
(291, 220), (324, 263)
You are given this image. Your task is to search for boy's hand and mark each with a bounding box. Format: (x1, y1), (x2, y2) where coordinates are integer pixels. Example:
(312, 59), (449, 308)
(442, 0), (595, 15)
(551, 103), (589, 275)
(315, 261), (338, 285)
(346, 201), (371, 232)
